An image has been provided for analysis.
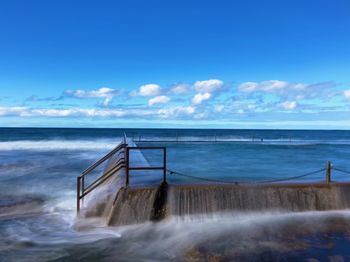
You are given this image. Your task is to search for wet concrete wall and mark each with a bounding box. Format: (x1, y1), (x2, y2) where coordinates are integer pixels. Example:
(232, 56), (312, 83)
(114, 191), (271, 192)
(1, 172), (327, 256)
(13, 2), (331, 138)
(108, 183), (350, 226)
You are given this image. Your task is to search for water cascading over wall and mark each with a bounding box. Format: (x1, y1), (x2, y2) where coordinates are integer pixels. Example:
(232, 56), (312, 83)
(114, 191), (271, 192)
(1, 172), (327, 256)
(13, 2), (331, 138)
(108, 183), (350, 226)
(167, 184), (350, 215)
(79, 139), (350, 226)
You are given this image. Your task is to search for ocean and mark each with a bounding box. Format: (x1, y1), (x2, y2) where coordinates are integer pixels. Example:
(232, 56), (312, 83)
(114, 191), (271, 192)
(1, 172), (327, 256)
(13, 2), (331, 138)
(1, 127), (350, 261)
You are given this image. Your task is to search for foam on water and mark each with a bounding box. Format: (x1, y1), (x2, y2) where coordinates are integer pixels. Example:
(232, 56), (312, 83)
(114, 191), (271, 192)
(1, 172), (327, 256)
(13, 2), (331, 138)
(0, 139), (120, 151)
(2, 128), (350, 261)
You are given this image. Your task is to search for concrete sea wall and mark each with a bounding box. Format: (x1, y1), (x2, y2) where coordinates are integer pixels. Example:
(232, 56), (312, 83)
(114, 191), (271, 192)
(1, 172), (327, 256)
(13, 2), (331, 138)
(108, 183), (350, 226)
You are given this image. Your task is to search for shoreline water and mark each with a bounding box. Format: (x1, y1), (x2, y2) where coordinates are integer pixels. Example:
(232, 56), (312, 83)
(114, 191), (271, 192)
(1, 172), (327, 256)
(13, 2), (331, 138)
(2, 128), (350, 261)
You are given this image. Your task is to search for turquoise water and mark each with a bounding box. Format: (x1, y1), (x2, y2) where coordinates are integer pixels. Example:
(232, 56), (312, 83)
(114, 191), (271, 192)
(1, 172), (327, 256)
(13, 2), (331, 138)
(1, 128), (350, 261)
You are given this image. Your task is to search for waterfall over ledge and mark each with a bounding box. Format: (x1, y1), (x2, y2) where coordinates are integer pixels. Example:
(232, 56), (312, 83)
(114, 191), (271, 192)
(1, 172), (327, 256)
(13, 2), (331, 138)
(107, 182), (350, 226)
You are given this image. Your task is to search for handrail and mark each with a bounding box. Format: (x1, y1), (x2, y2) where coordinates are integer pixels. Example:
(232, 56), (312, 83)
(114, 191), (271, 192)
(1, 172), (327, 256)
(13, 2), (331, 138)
(123, 132), (127, 145)
(84, 157), (125, 193)
(79, 142), (126, 177)
(77, 137), (168, 212)
(125, 146), (167, 187)
(81, 161), (126, 198)
(77, 140), (127, 211)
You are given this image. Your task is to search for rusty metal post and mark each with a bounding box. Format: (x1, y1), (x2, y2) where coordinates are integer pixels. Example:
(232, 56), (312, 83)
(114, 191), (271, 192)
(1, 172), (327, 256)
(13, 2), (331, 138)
(125, 147), (129, 187)
(77, 177), (80, 212)
(163, 147), (167, 183)
(326, 161), (331, 184)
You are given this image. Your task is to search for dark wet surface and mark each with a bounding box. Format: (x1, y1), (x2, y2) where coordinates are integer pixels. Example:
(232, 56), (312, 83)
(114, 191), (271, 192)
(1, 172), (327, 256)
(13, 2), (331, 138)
(184, 215), (350, 262)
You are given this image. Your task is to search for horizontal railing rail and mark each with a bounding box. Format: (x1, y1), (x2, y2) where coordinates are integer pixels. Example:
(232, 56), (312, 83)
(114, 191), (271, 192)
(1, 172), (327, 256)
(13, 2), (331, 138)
(83, 157), (125, 194)
(77, 141), (127, 211)
(80, 160), (125, 198)
(125, 146), (167, 187)
(130, 134), (297, 143)
(79, 143), (126, 177)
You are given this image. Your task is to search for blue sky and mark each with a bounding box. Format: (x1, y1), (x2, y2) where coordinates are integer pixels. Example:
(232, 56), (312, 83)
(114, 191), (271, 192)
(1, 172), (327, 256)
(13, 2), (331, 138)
(0, 0), (350, 128)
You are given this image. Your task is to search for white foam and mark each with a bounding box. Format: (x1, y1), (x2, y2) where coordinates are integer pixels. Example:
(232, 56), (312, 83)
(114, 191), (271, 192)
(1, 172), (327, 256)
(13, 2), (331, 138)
(0, 139), (121, 151)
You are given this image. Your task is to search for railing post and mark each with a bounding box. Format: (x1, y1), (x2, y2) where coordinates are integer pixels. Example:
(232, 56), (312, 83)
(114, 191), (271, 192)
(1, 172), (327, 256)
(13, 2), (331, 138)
(77, 177), (80, 212)
(125, 147), (129, 187)
(163, 147), (167, 183)
(326, 160), (331, 184)
(81, 175), (85, 195)
(81, 175), (85, 206)
(123, 132), (127, 145)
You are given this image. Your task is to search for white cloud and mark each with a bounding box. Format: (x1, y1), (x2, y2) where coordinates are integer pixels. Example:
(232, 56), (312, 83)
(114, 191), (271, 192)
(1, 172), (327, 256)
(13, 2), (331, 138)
(194, 79), (223, 93)
(158, 106), (195, 118)
(0, 107), (138, 118)
(214, 104), (225, 112)
(289, 83), (307, 91)
(280, 101), (297, 110)
(148, 95), (171, 106)
(344, 90), (350, 99)
(0, 106), (196, 120)
(192, 92), (211, 105)
(260, 80), (288, 92)
(171, 84), (189, 94)
(238, 82), (258, 92)
(0, 107), (27, 116)
(131, 84), (161, 96)
(64, 87), (119, 106)
(237, 81), (338, 105)
(31, 108), (126, 117)
(247, 104), (257, 109)
(238, 80), (288, 93)
(65, 87), (114, 98)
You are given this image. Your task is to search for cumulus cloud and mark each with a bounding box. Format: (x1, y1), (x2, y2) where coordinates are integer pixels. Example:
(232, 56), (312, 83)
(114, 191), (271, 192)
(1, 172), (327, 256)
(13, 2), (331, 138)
(194, 79), (223, 93)
(171, 84), (189, 94)
(344, 90), (350, 99)
(4, 79), (346, 124)
(26, 95), (63, 102)
(158, 106), (195, 118)
(214, 104), (225, 112)
(280, 101), (297, 110)
(239, 80), (288, 93)
(148, 95), (171, 106)
(238, 81), (339, 106)
(0, 107), (28, 116)
(238, 82), (258, 92)
(64, 87), (120, 106)
(192, 92), (211, 105)
(131, 84), (161, 96)
(0, 107), (126, 118)
(0, 105), (196, 120)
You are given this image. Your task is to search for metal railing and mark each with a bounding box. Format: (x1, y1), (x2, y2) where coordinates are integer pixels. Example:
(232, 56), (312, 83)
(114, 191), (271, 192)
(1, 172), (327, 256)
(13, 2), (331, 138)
(125, 146), (167, 186)
(77, 141), (127, 211)
(76, 134), (167, 212)
(167, 160), (350, 185)
(131, 134), (296, 143)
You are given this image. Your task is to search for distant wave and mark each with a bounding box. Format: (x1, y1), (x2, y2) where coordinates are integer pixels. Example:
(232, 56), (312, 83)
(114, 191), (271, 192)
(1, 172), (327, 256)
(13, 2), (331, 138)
(2, 137), (350, 151)
(0, 139), (120, 151)
(133, 136), (350, 145)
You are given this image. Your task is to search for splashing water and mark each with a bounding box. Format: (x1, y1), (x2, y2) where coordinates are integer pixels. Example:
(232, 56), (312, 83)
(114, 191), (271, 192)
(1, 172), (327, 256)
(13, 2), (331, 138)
(2, 128), (350, 261)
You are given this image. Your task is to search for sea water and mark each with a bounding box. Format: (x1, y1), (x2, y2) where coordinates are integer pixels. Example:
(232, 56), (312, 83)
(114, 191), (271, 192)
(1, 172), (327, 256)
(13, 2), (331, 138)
(1, 127), (350, 261)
